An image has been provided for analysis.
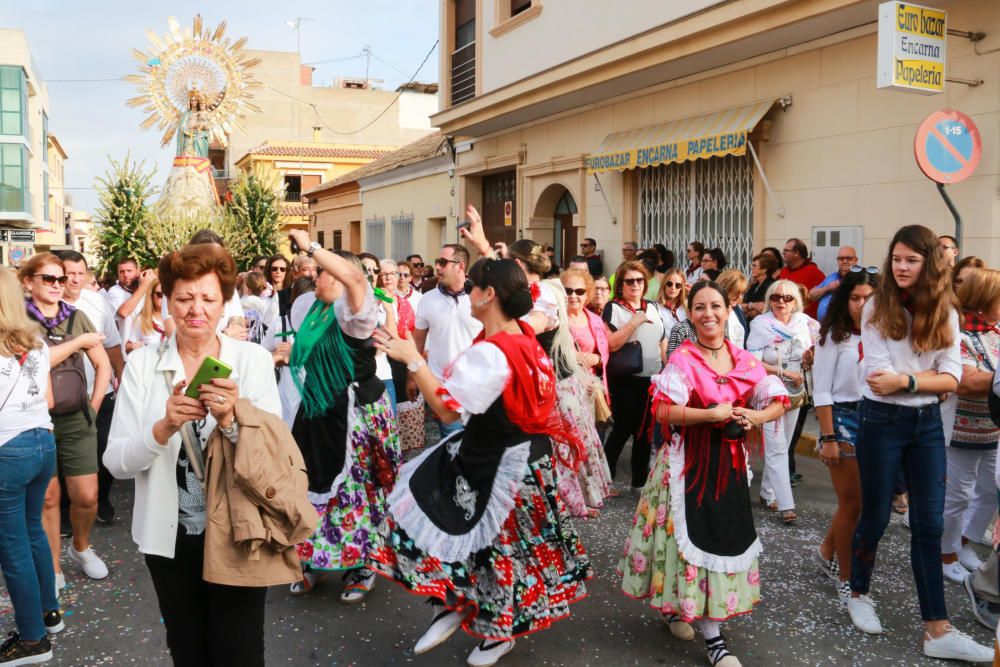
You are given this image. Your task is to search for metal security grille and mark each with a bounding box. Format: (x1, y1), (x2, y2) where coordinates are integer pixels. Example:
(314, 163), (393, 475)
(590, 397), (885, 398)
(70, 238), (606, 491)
(638, 153), (754, 272)
(482, 171), (517, 246)
(364, 217), (385, 258)
(391, 213), (414, 259)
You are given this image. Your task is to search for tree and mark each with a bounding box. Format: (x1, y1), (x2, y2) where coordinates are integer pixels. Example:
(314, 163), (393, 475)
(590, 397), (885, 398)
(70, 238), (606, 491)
(93, 155), (158, 276)
(224, 166), (283, 270)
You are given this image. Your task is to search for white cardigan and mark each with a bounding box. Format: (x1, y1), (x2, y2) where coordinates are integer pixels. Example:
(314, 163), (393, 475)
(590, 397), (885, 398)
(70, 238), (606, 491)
(104, 334), (280, 558)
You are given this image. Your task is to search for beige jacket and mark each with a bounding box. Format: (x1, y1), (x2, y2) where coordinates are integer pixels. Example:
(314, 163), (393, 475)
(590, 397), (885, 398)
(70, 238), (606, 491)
(202, 398), (317, 587)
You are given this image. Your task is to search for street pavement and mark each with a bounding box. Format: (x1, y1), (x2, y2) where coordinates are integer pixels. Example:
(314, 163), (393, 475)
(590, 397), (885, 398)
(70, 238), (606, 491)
(4, 448), (996, 666)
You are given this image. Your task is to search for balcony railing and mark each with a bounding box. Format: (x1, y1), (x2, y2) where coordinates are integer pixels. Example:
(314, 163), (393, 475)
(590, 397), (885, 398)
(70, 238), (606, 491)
(212, 168), (228, 179)
(450, 41), (476, 105)
(284, 190), (302, 202)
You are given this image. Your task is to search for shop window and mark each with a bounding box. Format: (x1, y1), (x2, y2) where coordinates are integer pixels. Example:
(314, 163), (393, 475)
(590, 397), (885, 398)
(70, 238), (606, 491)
(0, 66), (27, 138)
(482, 171), (517, 247)
(638, 153), (754, 272)
(391, 213), (414, 260)
(0, 143), (27, 212)
(365, 216), (386, 258)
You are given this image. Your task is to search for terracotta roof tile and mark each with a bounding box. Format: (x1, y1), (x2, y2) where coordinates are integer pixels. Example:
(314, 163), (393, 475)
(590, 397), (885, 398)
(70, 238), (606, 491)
(248, 144), (393, 160)
(281, 203), (309, 216)
(305, 132), (446, 197)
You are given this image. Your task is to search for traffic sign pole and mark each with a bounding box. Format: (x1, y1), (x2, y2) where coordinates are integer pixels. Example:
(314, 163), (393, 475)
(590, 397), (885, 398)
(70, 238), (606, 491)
(937, 183), (962, 251)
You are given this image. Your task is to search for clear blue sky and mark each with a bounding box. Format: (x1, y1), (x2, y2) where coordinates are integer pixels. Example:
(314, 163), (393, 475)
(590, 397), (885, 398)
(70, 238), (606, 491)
(1, 0), (439, 213)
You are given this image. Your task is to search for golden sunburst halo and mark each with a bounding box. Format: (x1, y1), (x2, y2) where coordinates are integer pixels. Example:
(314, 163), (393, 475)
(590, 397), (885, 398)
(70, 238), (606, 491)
(124, 15), (262, 148)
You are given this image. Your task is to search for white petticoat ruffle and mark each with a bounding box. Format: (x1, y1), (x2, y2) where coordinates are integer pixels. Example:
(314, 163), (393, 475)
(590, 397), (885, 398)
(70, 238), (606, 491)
(387, 435), (531, 563)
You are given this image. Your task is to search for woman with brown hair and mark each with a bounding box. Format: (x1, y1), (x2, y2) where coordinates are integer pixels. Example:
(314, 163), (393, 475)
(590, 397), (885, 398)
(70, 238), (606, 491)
(656, 267), (688, 342)
(952, 255), (985, 292)
(939, 268), (1000, 583)
(603, 260), (666, 486)
(124, 278), (166, 353)
(844, 225), (990, 662)
(0, 267), (63, 664)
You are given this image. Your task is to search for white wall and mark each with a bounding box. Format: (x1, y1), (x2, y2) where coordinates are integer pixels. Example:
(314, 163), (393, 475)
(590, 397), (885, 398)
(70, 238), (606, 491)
(481, 0), (726, 92)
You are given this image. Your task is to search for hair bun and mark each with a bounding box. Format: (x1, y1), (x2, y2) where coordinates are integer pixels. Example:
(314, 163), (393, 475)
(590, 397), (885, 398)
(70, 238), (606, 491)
(502, 288), (533, 320)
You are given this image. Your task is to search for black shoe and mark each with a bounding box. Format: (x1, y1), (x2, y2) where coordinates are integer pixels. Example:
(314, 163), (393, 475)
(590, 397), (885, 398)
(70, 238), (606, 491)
(96, 502), (115, 524)
(0, 632), (52, 666)
(790, 472), (804, 487)
(43, 611), (63, 635)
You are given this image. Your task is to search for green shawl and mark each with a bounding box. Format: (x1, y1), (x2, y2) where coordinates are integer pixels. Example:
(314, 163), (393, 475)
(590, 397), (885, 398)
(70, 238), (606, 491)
(289, 299), (355, 418)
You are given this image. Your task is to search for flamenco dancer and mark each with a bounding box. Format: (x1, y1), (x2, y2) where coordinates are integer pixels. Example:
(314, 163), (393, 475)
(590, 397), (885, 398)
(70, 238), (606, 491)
(285, 230), (401, 601)
(618, 281), (788, 667)
(371, 258), (592, 667)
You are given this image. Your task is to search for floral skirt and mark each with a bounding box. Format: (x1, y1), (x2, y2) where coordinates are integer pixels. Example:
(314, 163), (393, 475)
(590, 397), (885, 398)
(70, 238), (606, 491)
(554, 375), (613, 516)
(617, 446), (761, 622)
(369, 453), (592, 641)
(296, 392), (401, 572)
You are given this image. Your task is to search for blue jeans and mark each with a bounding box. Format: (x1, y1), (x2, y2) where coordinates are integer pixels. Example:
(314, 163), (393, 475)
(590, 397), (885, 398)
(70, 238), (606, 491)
(0, 428), (59, 640)
(850, 399), (947, 621)
(382, 379), (397, 416)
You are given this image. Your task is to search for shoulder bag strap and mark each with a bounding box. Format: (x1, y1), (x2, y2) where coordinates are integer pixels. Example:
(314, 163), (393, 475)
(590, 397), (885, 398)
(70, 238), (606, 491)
(156, 339), (205, 483)
(967, 331), (996, 374)
(0, 353), (26, 413)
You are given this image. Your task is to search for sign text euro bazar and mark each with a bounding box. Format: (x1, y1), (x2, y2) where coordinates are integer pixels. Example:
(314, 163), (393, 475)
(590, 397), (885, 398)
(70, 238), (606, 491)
(586, 130), (747, 173)
(877, 2), (947, 95)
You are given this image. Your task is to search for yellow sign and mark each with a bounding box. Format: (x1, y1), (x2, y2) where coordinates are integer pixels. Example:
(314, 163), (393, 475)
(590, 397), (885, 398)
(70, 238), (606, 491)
(878, 2), (947, 95)
(503, 201), (512, 227)
(587, 130), (748, 174)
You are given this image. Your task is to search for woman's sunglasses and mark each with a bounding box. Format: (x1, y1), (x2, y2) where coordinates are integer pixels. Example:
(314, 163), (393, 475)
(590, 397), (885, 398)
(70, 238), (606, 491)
(663, 280), (683, 289)
(565, 287), (587, 296)
(398, 272), (411, 278)
(271, 266), (287, 273)
(769, 294), (795, 303)
(850, 265), (879, 274)
(622, 277), (645, 286)
(33, 274), (67, 286)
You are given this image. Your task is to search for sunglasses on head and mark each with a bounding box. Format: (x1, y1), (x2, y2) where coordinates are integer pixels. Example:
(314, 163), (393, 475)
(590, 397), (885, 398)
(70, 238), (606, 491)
(850, 265), (879, 274)
(33, 274), (67, 286)
(769, 294), (795, 303)
(663, 280), (683, 288)
(435, 257), (460, 267)
(564, 287), (587, 296)
(622, 277), (645, 286)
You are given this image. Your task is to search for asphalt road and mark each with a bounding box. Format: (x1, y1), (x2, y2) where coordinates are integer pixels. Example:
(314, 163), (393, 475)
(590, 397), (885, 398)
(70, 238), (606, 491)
(4, 449), (996, 666)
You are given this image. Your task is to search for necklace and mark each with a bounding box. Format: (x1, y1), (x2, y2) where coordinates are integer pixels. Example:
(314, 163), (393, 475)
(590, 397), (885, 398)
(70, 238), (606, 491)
(696, 338), (725, 359)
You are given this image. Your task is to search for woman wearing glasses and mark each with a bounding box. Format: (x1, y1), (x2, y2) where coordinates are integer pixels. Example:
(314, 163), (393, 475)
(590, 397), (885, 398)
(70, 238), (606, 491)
(747, 279), (817, 525)
(396, 260), (422, 312)
(20, 253), (113, 594)
(603, 261), (666, 487)
(656, 268), (688, 343)
(843, 225), (991, 663)
(812, 269), (878, 606)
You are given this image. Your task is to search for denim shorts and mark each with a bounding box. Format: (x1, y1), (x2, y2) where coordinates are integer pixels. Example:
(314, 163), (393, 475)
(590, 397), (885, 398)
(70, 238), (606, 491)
(832, 401), (861, 454)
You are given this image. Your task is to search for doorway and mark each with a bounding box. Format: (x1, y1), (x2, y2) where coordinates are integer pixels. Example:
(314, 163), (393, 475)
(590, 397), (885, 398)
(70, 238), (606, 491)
(553, 190), (578, 269)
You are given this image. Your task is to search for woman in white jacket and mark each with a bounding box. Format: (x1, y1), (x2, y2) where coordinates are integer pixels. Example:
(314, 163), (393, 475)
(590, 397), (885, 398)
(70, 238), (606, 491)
(105, 243), (279, 666)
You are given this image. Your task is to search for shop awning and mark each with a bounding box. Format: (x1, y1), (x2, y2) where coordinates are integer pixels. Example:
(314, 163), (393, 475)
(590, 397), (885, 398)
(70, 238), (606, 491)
(586, 100), (775, 174)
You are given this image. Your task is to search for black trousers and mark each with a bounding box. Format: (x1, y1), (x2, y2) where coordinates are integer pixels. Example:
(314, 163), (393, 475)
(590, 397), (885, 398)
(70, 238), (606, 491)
(95, 395), (115, 507)
(603, 374), (652, 487)
(145, 531), (267, 667)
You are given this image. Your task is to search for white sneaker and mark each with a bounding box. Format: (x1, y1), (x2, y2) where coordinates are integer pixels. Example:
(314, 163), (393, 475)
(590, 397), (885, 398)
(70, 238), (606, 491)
(958, 544), (984, 572)
(943, 560), (970, 584)
(67, 545), (108, 580)
(467, 639), (515, 667)
(54, 572), (65, 599)
(414, 603), (464, 655)
(923, 625), (993, 662)
(847, 595), (883, 634)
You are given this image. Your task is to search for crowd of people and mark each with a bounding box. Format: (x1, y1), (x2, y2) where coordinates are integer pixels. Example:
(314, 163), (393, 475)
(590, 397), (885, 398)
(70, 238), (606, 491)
(1, 215), (999, 666)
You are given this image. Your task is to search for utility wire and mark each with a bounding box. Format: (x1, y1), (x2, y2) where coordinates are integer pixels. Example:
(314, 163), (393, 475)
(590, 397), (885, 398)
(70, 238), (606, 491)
(368, 51), (410, 78)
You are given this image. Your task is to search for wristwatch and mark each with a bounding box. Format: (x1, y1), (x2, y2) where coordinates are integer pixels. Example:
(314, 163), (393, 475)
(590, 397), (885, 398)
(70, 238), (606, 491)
(306, 241), (322, 257)
(407, 358), (425, 373)
(219, 416), (238, 436)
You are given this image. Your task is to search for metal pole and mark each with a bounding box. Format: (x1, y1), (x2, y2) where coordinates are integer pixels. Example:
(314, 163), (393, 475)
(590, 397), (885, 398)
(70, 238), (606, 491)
(936, 182), (962, 251)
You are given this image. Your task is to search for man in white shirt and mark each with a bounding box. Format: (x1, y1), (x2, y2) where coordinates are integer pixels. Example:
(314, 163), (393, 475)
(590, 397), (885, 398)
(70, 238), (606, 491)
(59, 250), (126, 524)
(106, 258), (144, 326)
(411, 243), (482, 438)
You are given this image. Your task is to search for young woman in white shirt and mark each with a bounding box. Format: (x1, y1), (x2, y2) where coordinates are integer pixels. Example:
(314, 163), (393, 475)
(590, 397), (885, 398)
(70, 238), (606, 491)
(656, 268), (687, 342)
(0, 267), (62, 665)
(845, 225), (991, 663)
(812, 269), (878, 606)
(123, 278), (166, 354)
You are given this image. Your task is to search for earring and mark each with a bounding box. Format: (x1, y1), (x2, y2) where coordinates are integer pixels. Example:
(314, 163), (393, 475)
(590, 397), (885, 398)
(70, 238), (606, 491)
(476, 299), (490, 308)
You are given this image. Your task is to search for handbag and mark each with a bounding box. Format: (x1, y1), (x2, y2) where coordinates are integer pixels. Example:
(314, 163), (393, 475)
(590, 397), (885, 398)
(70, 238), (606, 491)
(397, 395), (426, 451)
(603, 301), (645, 378)
(592, 383), (613, 424)
(776, 340), (807, 410)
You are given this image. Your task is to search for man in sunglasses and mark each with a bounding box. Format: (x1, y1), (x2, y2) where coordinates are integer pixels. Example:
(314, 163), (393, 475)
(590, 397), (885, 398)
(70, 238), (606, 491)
(406, 254), (425, 290)
(579, 238), (603, 278)
(808, 245), (858, 322)
(57, 251), (126, 525)
(410, 244), (483, 439)
(779, 238), (825, 319)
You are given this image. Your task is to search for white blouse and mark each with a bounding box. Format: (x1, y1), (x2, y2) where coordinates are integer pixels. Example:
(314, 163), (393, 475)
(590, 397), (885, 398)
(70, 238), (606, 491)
(439, 342), (511, 424)
(860, 300), (962, 406)
(812, 333), (863, 407)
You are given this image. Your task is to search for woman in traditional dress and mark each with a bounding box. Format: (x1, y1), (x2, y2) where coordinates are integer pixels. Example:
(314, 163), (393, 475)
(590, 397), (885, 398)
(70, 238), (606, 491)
(285, 230), (400, 601)
(370, 258), (591, 667)
(619, 281), (788, 667)
(746, 279), (818, 524)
